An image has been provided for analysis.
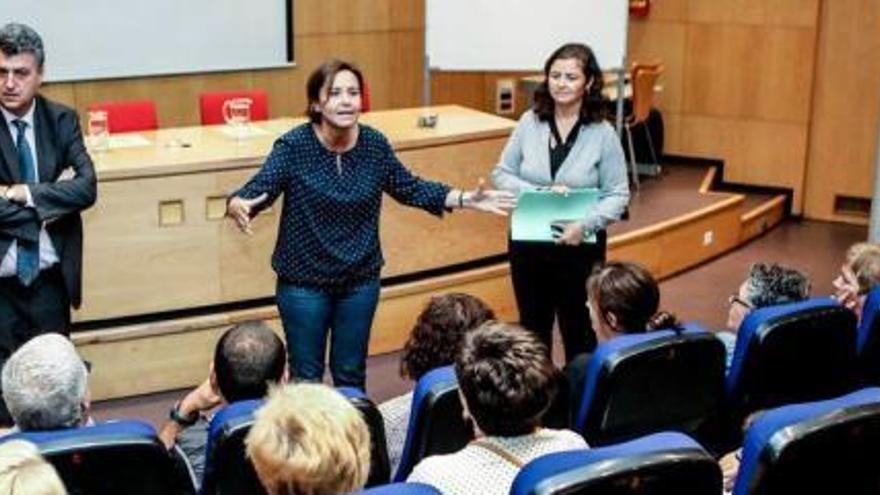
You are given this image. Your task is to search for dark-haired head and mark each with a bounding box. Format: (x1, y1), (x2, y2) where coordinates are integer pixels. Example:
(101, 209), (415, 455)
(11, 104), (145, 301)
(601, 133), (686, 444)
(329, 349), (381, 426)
(213, 321), (286, 403)
(400, 293), (495, 381)
(532, 42), (606, 124)
(587, 261), (680, 341)
(456, 321), (557, 437)
(305, 59), (365, 124)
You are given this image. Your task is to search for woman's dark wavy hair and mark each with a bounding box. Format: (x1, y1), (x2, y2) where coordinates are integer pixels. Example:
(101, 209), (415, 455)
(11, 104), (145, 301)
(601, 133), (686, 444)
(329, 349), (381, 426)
(532, 42), (607, 124)
(587, 261), (681, 334)
(305, 59), (365, 124)
(456, 321), (557, 436)
(400, 293), (495, 381)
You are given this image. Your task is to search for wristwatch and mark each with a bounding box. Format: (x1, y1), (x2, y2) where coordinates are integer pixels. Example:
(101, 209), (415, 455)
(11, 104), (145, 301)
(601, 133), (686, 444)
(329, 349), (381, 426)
(169, 401), (199, 427)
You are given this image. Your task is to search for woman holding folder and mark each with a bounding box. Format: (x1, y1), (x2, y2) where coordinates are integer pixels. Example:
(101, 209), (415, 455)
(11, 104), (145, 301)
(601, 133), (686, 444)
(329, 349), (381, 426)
(226, 59), (514, 389)
(491, 43), (630, 362)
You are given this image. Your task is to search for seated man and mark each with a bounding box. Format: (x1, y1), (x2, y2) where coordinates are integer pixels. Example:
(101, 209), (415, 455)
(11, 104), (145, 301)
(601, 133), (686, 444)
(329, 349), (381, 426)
(158, 320), (287, 485)
(407, 321), (586, 495)
(720, 262), (811, 371)
(245, 383), (371, 495)
(1, 333), (90, 431)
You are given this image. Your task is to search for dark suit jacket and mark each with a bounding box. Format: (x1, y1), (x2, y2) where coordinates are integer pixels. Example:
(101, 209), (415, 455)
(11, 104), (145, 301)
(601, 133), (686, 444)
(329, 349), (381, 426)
(0, 95), (97, 308)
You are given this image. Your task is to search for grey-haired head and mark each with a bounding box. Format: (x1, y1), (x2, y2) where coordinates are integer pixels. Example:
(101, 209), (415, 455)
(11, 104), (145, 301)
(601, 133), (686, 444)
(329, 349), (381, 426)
(0, 23), (45, 67)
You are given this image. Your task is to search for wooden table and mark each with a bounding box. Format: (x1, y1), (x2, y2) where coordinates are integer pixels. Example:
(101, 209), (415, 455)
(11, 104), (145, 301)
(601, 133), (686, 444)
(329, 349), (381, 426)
(76, 105), (516, 322)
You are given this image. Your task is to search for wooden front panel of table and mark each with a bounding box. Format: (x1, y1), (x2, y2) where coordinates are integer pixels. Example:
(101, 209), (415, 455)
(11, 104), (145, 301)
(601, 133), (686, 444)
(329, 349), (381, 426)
(75, 106), (514, 321)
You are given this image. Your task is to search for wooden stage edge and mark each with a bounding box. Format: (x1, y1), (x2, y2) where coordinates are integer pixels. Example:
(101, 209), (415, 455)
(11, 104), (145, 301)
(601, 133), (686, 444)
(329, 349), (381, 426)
(75, 167), (788, 401)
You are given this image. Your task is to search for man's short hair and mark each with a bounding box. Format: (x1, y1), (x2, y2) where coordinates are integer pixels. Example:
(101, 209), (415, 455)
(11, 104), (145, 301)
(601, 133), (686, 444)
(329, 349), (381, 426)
(213, 321), (285, 403)
(0, 23), (45, 67)
(1, 334), (88, 431)
(456, 321), (557, 436)
(744, 262), (811, 309)
(245, 383), (370, 495)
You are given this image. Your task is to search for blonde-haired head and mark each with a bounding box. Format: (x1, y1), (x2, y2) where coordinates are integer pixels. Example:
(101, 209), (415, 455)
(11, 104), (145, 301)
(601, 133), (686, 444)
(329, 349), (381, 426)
(0, 440), (66, 495)
(245, 383), (370, 495)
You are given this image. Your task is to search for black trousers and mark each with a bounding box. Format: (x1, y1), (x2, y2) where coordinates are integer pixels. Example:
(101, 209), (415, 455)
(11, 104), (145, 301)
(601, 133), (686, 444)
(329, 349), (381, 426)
(0, 266), (70, 426)
(508, 231), (606, 364)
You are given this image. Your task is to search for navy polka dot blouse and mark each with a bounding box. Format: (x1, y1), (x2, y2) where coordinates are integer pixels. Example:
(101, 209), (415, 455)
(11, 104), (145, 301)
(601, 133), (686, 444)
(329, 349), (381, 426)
(235, 123), (451, 292)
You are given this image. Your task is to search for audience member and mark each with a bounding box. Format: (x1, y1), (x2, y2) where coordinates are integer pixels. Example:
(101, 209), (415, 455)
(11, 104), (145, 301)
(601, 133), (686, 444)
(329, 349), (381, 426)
(1, 334), (89, 431)
(0, 439), (65, 495)
(566, 261), (680, 403)
(378, 293), (495, 475)
(407, 321), (586, 495)
(158, 320), (287, 484)
(833, 242), (880, 321)
(720, 262), (811, 370)
(245, 383), (370, 495)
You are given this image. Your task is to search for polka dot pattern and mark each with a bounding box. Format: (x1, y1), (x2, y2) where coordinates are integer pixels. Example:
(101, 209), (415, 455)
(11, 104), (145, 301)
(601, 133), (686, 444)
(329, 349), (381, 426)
(236, 124), (450, 291)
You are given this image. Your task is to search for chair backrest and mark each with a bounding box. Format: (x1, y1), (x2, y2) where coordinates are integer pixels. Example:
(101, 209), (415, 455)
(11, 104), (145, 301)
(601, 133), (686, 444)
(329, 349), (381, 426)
(201, 399), (265, 495)
(393, 365), (472, 482)
(2, 420), (196, 495)
(198, 90), (270, 125)
(733, 387), (880, 495)
(88, 100), (158, 133)
(351, 482), (442, 495)
(361, 79), (372, 113)
(338, 386), (392, 487)
(510, 431), (721, 495)
(725, 297), (859, 419)
(628, 62), (663, 124)
(574, 324), (726, 446)
(857, 286), (880, 384)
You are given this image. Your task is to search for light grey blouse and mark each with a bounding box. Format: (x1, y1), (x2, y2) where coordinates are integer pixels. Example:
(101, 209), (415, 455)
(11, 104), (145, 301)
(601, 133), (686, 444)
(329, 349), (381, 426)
(491, 109), (630, 234)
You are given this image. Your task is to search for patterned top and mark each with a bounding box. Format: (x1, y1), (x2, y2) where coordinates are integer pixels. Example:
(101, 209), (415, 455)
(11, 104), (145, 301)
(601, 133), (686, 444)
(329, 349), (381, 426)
(378, 390), (414, 477)
(236, 124), (451, 291)
(407, 428), (587, 495)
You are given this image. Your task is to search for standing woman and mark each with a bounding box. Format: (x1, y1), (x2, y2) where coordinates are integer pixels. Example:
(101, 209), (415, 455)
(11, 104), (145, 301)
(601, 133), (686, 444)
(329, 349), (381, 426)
(227, 59), (514, 389)
(491, 43), (630, 362)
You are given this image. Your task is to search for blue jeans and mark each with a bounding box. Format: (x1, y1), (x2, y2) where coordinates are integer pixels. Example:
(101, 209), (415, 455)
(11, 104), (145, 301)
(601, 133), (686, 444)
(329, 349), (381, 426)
(276, 280), (380, 389)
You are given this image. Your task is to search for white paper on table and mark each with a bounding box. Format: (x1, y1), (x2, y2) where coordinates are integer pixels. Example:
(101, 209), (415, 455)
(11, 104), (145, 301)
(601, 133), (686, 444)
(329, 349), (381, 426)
(217, 125), (271, 139)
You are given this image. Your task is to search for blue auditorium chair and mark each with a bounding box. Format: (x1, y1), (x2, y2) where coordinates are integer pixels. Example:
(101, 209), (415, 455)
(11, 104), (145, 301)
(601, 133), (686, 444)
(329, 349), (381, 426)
(572, 324), (725, 446)
(732, 387), (880, 495)
(510, 431), (721, 495)
(725, 297), (858, 422)
(393, 365), (472, 482)
(351, 482), (442, 494)
(201, 399), (264, 495)
(2, 419), (197, 495)
(857, 286), (880, 385)
(338, 386), (392, 486)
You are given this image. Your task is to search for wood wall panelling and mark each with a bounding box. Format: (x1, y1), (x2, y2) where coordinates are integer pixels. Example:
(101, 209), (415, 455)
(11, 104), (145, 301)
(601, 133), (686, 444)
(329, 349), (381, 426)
(626, 20), (686, 114)
(686, 0), (819, 28)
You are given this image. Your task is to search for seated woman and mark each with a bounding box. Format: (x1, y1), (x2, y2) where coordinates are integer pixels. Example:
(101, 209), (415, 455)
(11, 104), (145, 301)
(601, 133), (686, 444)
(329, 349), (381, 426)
(566, 261), (680, 403)
(0, 439), (66, 495)
(407, 321), (586, 495)
(245, 383), (370, 495)
(378, 293), (495, 475)
(833, 242), (880, 322)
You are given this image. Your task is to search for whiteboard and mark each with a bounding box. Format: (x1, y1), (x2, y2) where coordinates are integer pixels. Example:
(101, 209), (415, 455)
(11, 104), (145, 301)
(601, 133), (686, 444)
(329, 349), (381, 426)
(427, 0), (628, 71)
(1, 0), (292, 82)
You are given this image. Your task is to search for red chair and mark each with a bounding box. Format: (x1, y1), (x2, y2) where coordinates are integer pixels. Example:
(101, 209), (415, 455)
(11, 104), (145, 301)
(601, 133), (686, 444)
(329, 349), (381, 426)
(198, 90), (269, 126)
(87, 100), (158, 133)
(361, 80), (371, 113)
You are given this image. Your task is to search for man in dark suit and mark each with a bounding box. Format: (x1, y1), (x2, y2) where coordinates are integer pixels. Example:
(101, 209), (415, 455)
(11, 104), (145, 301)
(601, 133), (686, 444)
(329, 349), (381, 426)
(0, 22), (97, 416)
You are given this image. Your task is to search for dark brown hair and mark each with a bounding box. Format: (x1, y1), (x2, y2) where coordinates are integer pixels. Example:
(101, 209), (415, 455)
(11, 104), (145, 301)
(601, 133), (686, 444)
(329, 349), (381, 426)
(587, 261), (680, 334)
(400, 293), (495, 381)
(456, 321), (557, 436)
(305, 59), (365, 124)
(532, 43), (606, 124)
(214, 321), (286, 403)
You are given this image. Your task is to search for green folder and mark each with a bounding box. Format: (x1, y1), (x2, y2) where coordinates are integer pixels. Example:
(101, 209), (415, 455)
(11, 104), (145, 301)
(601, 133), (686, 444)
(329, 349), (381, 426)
(511, 188), (600, 243)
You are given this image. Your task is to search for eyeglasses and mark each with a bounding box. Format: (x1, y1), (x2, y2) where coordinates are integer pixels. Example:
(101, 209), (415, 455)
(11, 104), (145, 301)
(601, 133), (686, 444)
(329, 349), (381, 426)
(728, 294), (753, 310)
